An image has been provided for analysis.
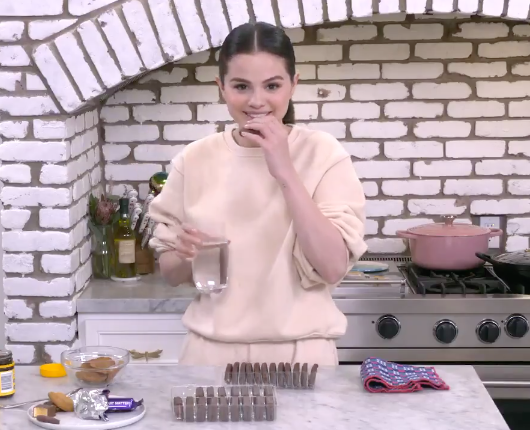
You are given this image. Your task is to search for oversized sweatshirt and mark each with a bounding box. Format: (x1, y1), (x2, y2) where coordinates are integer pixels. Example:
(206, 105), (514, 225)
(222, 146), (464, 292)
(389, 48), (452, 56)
(148, 125), (367, 343)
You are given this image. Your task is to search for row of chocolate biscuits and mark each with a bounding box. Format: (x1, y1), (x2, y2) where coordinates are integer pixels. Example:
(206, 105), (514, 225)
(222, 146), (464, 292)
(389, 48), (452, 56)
(173, 386), (276, 422)
(224, 362), (318, 389)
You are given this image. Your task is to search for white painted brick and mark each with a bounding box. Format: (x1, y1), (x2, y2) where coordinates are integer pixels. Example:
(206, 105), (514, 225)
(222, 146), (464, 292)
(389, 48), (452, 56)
(384, 141), (443, 158)
(161, 86), (219, 103)
(378, 0), (400, 14)
(101, 106), (129, 123)
(294, 104), (318, 120)
(134, 144), (183, 161)
(454, 23), (509, 39)
(351, 83), (409, 101)
(479, 42), (530, 58)
(509, 141), (530, 156)
(105, 163), (162, 181)
(506, 235), (529, 252)
(285, 28), (305, 44)
(412, 82), (471, 99)
(415, 43), (472, 59)
(0, 96), (59, 116)
(382, 63), (443, 80)
(251, 1), (276, 24)
(80, 240), (91, 263)
(507, 0), (530, 20)
(148, 0), (186, 62)
(1, 209), (31, 229)
(6, 320), (76, 342)
(382, 218), (435, 236)
(276, 0), (301, 27)
(104, 125), (159, 142)
(444, 179), (503, 196)
(366, 238), (407, 254)
(456, 0), (479, 13)
(382, 180), (441, 196)
(195, 66), (218, 82)
(223, 0), (250, 29)
(365, 219), (379, 235)
(509, 101), (530, 117)
(197, 104), (232, 122)
(448, 101), (505, 118)
(123, 0), (164, 70)
(476, 160), (530, 175)
(1, 187), (71, 208)
(39, 198), (87, 229)
(305, 122), (346, 139)
(294, 45), (342, 62)
(343, 142), (380, 159)
(0, 140), (69, 162)
(0, 164), (31, 184)
(177, 51), (210, 65)
(293, 84), (346, 102)
(26, 73), (46, 90)
(3, 254), (34, 274)
(414, 121), (471, 138)
(322, 102), (379, 120)
(173, 0), (209, 52)
(4, 299), (33, 319)
(44, 344), (70, 363)
(512, 62), (530, 76)
(3, 229), (75, 252)
(72, 173), (91, 201)
(482, 0), (504, 16)
(362, 181), (379, 197)
(69, 0), (119, 15)
(365, 200), (404, 217)
(33, 44), (82, 112)
(317, 64), (380, 80)
(508, 180), (530, 195)
(6, 344), (36, 364)
(164, 124), (218, 141)
(406, 0), (427, 13)
(409, 199), (467, 215)
(414, 160), (472, 177)
(350, 44), (409, 61)
(507, 218), (530, 235)
(76, 260), (92, 292)
(4, 276), (75, 297)
(40, 299), (76, 318)
(349, 0), (372, 17)
(0, 121), (28, 138)
(0, 46), (30, 67)
(0, 72), (21, 91)
(299, 0), (322, 25)
(42, 250), (80, 275)
(98, 9), (143, 77)
(383, 24), (443, 40)
(448, 62), (507, 78)
(34, 120), (74, 139)
(317, 25), (377, 41)
(353, 160), (410, 179)
(29, 19), (77, 40)
(513, 25), (530, 37)
(0, 21), (24, 41)
(351, 121), (407, 139)
(1, 0), (60, 15)
(476, 120), (530, 138)
(477, 81), (530, 99)
(133, 104), (192, 122)
(199, 0), (229, 44)
(385, 102), (443, 119)
(102, 144), (131, 161)
(446, 140), (505, 158)
(471, 199), (530, 215)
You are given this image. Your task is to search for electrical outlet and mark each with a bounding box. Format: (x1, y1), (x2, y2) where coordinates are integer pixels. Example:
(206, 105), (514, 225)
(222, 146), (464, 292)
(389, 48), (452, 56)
(479, 216), (501, 248)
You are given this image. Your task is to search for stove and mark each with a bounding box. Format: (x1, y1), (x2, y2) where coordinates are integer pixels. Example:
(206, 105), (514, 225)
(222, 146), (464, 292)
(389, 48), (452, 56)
(332, 256), (530, 400)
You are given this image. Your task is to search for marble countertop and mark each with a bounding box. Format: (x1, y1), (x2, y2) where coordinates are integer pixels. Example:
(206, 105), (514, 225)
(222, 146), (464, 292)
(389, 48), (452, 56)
(0, 364), (508, 430)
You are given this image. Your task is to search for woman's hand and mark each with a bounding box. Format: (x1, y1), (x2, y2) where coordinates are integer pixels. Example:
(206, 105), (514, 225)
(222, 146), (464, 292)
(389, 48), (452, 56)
(173, 224), (203, 260)
(240, 116), (295, 181)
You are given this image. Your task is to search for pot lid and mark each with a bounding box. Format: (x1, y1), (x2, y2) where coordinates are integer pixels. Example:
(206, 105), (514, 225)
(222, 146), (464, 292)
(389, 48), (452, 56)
(494, 250), (530, 265)
(407, 216), (491, 237)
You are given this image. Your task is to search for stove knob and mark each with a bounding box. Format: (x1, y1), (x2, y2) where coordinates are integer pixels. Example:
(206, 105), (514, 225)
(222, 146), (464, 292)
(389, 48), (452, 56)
(505, 314), (529, 339)
(376, 315), (400, 340)
(434, 320), (458, 344)
(476, 320), (500, 344)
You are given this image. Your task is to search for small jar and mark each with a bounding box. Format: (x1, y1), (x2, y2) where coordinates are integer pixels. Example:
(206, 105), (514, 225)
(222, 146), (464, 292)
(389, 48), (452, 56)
(0, 350), (15, 398)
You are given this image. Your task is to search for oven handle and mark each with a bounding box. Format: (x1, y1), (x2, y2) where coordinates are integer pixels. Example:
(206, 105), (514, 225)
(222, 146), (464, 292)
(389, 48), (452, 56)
(483, 381), (530, 388)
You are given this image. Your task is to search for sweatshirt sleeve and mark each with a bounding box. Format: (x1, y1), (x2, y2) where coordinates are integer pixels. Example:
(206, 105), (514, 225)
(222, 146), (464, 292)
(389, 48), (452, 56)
(293, 156), (368, 289)
(147, 153), (185, 254)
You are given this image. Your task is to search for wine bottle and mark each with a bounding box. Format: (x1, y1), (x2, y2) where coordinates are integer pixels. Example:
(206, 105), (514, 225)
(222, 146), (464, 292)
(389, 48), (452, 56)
(113, 197), (137, 278)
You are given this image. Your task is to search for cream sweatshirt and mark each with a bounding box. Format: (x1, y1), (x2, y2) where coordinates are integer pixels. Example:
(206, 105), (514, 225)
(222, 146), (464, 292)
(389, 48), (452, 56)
(148, 125), (367, 343)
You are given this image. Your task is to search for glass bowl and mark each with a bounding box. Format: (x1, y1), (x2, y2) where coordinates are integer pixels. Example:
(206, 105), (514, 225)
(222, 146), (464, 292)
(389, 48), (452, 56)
(60, 346), (130, 388)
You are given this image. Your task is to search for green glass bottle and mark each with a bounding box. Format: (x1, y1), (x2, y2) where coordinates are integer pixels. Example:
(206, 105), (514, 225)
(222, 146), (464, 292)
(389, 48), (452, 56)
(113, 197), (137, 278)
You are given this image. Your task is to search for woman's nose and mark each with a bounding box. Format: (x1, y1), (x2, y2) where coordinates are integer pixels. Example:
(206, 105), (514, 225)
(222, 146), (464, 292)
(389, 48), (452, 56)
(248, 90), (265, 108)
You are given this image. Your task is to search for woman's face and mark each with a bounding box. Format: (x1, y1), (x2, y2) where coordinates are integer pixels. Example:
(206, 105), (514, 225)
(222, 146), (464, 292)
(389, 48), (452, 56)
(216, 52), (298, 128)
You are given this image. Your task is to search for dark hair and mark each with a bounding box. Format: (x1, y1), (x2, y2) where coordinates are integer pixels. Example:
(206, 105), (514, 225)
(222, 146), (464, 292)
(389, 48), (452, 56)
(218, 22), (296, 125)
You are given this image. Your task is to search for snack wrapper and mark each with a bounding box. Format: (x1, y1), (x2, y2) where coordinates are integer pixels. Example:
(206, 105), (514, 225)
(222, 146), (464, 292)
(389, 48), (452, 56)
(70, 389), (144, 421)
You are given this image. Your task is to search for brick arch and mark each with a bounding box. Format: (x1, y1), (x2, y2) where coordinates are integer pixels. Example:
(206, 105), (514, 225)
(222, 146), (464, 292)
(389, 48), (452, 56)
(31, 0), (529, 114)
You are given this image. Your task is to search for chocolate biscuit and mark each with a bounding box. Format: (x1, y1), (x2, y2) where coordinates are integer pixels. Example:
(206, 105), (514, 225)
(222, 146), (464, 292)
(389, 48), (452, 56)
(173, 397), (184, 420)
(206, 386), (215, 398)
(207, 397), (218, 422)
(301, 363), (309, 388)
(251, 385), (260, 396)
(224, 364), (232, 384)
(269, 363), (277, 386)
(185, 396), (195, 422)
(253, 363), (261, 384)
(285, 363), (293, 388)
(264, 386), (274, 397)
(231, 397), (241, 422)
(241, 386), (249, 396)
(195, 387), (204, 398)
(230, 386), (240, 397)
(238, 363), (247, 384)
(218, 386), (226, 397)
(254, 396), (265, 421)
(219, 396), (229, 422)
(242, 396), (252, 421)
(246, 362), (254, 384)
(196, 397), (206, 422)
(261, 363), (269, 384)
(233, 362), (240, 384)
(265, 396), (275, 421)
(309, 364), (318, 388)
(36, 416), (60, 424)
(277, 363), (285, 387)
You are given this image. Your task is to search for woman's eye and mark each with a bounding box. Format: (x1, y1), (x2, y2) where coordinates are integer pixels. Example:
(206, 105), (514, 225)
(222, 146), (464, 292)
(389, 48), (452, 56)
(267, 83), (279, 90)
(234, 84), (247, 90)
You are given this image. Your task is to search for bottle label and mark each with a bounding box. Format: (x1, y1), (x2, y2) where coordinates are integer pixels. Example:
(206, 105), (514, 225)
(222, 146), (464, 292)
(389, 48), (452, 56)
(0, 369), (14, 396)
(118, 240), (135, 264)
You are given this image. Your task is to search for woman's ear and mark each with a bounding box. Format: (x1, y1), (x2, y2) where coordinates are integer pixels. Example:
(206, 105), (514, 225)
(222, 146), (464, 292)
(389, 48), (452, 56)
(290, 72), (299, 98)
(215, 76), (225, 100)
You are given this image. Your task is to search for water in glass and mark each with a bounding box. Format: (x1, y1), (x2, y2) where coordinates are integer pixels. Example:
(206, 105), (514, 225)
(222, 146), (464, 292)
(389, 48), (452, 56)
(192, 237), (230, 293)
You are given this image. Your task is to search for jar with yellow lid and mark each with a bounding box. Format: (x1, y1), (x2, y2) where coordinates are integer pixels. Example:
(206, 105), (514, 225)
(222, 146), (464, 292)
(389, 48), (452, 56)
(0, 350), (15, 398)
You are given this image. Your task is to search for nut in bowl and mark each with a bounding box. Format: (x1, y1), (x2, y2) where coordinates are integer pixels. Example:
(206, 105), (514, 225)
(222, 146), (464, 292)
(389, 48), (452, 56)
(61, 346), (130, 388)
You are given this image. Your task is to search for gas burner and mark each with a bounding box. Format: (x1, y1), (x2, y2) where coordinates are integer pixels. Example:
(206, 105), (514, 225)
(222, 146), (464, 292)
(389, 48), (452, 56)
(398, 263), (508, 296)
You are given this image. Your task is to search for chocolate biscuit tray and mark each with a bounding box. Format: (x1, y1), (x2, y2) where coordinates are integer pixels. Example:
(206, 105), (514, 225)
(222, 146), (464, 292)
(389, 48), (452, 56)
(223, 362), (318, 390)
(171, 385), (277, 423)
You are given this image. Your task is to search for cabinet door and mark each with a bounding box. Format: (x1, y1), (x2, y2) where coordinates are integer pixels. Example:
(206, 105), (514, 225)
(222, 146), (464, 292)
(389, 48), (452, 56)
(84, 317), (188, 364)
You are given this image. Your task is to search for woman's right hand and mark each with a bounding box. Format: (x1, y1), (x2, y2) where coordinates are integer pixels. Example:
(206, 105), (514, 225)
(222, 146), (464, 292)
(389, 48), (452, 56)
(174, 224), (203, 260)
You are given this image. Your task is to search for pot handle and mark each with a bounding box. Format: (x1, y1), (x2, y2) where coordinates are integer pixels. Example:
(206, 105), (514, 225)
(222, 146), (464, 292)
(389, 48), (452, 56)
(476, 252), (496, 264)
(396, 230), (416, 239)
(488, 228), (503, 237)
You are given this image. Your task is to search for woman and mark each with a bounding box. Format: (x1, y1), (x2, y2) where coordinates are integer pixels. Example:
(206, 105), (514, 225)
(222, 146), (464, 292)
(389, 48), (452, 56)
(148, 22), (367, 366)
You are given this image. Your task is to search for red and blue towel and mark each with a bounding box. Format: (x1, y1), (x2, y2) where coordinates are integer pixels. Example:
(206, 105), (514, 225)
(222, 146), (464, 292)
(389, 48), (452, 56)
(360, 357), (450, 393)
